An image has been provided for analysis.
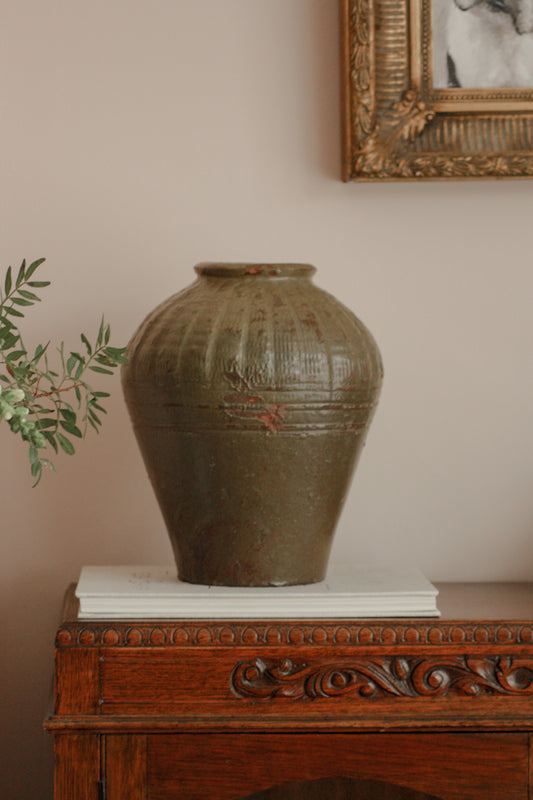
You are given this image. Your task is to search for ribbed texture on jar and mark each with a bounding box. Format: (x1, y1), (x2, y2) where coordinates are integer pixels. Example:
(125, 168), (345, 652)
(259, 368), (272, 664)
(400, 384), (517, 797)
(125, 268), (383, 399)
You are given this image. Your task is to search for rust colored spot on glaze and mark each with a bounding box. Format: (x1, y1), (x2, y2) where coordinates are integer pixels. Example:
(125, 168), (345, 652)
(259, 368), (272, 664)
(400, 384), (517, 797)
(224, 392), (263, 406)
(243, 265), (284, 277)
(257, 405), (285, 432)
(223, 401), (286, 432)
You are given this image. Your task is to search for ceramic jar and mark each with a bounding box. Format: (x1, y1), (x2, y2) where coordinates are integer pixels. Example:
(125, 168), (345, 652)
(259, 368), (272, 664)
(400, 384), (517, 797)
(122, 263), (383, 586)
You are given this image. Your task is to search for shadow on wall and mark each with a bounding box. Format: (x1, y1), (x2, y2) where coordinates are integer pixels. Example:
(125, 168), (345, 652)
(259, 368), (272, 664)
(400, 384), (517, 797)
(0, 568), (59, 800)
(310, 0), (342, 180)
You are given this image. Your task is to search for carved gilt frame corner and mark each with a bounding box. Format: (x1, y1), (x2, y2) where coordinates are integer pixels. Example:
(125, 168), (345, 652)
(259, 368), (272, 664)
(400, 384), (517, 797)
(340, 0), (533, 181)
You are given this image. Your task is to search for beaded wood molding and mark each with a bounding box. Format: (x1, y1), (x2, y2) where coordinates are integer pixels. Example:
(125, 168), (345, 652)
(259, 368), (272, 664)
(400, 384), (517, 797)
(340, 0), (533, 180)
(56, 620), (533, 648)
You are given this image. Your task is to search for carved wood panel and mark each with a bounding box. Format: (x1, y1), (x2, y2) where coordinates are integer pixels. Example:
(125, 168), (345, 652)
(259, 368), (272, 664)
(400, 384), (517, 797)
(230, 655), (533, 700)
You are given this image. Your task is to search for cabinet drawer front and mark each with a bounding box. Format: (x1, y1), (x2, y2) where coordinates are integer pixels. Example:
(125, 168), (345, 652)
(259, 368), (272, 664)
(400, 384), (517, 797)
(99, 647), (533, 728)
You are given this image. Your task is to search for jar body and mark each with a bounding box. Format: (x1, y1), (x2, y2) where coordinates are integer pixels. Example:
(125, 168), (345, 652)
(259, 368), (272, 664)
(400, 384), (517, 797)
(121, 264), (383, 586)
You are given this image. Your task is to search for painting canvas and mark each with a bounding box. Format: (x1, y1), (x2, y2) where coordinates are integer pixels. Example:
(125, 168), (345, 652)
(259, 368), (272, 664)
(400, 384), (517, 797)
(432, 0), (533, 89)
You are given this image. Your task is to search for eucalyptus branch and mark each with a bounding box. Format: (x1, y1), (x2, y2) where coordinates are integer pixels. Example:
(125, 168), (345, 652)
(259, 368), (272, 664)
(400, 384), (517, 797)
(0, 258), (127, 485)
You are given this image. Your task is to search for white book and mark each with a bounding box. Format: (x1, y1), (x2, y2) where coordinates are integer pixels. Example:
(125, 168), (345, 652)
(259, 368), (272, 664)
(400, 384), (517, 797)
(75, 565), (440, 619)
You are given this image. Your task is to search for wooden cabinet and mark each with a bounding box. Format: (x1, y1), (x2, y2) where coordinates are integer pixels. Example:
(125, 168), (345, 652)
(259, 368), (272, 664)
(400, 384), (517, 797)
(45, 583), (533, 799)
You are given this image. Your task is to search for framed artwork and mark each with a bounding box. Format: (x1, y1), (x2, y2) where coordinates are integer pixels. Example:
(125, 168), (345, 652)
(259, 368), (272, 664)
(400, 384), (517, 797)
(340, 0), (533, 180)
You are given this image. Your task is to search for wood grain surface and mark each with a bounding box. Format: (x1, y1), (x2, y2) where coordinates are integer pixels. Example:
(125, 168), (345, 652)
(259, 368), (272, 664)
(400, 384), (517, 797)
(45, 583), (533, 798)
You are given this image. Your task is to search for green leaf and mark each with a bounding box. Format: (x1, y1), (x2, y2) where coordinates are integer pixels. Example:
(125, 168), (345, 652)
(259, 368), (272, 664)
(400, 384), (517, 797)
(6, 349), (27, 361)
(104, 346), (128, 360)
(19, 289), (41, 302)
(89, 365), (114, 375)
(25, 257), (46, 279)
(28, 444), (40, 465)
(32, 342), (49, 363)
(0, 336), (18, 352)
(80, 333), (92, 355)
(43, 431), (59, 453)
(31, 461), (42, 486)
(60, 420), (83, 438)
(35, 418), (57, 430)
(96, 317), (105, 348)
(32, 457), (55, 487)
(4, 266), (12, 296)
(0, 313), (16, 326)
(66, 354), (78, 374)
(92, 390), (110, 398)
(56, 433), (75, 455)
(59, 408), (77, 423)
(15, 260), (26, 288)
(88, 409), (102, 426)
(26, 280), (50, 288)
(4, 306), (24, 318)
(12, 296), (34, 306)
(87, 416), (100, 433)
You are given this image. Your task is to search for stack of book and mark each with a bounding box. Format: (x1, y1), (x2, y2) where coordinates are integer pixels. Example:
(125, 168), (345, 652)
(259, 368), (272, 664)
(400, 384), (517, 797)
(75, 564), (440, 619)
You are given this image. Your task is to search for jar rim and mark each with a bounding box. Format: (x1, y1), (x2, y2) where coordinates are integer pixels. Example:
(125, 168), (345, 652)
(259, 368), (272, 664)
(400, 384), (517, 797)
(195, 263), (316, 278)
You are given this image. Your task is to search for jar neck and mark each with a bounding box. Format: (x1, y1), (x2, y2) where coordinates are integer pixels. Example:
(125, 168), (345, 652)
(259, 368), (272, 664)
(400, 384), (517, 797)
(194, 263), (316, 279)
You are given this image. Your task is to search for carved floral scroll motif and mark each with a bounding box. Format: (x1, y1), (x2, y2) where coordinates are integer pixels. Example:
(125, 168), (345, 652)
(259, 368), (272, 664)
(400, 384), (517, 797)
(230, 656), (533, 701)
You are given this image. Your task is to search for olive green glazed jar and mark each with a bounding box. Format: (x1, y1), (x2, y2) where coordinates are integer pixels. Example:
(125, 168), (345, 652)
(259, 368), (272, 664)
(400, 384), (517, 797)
(122, 263), (383, 586)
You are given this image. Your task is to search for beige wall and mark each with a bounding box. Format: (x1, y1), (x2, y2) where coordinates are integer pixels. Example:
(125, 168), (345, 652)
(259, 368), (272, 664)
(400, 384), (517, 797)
(1, 1), (532, 797)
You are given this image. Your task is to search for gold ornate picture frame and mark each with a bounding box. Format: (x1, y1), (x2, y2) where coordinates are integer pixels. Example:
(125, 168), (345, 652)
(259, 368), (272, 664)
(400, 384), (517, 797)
(340, 0), (533, 180)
